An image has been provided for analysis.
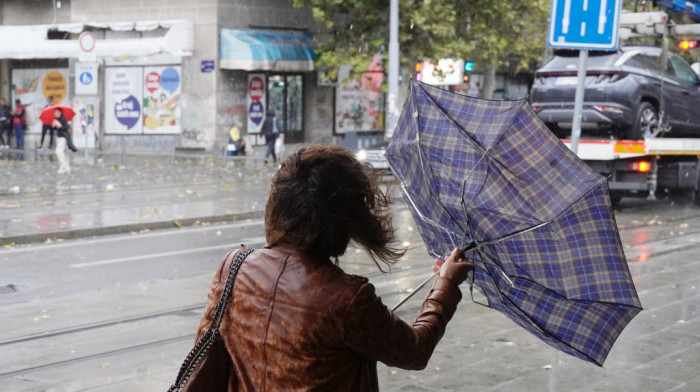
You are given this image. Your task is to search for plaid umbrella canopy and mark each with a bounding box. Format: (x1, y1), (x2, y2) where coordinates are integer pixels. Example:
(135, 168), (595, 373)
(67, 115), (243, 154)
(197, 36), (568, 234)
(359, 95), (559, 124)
(385, 80), (642, 366)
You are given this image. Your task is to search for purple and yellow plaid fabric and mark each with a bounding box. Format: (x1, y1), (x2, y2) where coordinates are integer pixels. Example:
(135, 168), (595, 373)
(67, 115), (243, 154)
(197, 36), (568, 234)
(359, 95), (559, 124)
(386, 81), (642, 366)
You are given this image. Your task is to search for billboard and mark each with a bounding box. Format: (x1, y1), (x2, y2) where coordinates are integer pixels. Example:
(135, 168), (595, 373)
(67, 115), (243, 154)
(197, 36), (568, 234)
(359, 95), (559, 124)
(143, 66), (182, 134)
(105, 67), (143, 134)
(11, 68), (70, 134)
(335, 59), (385, 134)
(247, 74), (266, 134)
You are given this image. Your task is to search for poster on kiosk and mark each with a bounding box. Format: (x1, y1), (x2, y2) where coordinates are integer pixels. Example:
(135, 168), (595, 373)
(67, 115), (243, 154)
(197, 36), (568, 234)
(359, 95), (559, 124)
(105, 67), (143, 134)
(143, 66), (182, 134)
(247, 74), (266, 137)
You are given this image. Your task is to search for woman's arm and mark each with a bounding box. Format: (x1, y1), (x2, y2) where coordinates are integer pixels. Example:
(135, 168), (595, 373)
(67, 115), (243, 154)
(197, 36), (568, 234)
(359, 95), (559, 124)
(342, 248), (472, 370)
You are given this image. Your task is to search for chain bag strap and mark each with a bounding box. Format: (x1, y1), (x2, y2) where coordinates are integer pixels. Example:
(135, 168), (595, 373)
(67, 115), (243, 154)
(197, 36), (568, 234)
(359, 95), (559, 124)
(168, 247), (255, 392)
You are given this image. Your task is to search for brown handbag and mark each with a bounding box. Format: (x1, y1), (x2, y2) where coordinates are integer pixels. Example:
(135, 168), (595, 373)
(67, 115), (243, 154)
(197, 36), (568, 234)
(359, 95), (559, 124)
(169, 247), (255, 392)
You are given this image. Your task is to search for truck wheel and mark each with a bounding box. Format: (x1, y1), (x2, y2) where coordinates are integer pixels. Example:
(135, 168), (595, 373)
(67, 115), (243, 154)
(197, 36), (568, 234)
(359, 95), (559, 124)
(627, 102), (658, 140)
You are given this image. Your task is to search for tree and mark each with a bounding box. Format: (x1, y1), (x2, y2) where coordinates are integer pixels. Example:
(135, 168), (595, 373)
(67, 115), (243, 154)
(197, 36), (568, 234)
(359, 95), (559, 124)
(293, 0), (549, 96)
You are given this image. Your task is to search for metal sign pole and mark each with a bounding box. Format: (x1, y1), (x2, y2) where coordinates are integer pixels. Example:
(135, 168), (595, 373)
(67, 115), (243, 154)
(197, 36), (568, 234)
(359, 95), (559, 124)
(385, 0), (399, 140)
(570, 49), (588, 155)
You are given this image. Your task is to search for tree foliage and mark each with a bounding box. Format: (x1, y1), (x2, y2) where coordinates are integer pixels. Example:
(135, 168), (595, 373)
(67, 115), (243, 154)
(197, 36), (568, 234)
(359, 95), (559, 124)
(293, 0), (549, 80)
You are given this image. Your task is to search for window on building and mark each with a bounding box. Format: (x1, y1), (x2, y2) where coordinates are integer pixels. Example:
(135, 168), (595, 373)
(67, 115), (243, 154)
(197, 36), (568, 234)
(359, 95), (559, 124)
(268, 74), (303, 143)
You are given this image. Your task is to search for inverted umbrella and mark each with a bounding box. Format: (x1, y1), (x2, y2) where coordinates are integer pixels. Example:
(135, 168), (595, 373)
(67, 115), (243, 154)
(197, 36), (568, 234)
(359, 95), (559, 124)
(385, 80), (641, 366)
(39, 104), (76, 125)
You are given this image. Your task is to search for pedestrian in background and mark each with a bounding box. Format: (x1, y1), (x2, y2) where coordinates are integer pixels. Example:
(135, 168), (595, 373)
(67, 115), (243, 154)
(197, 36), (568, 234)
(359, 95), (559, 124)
(261, 110), (279, 164)
(52, 108), (71, 174)
(40, 96), (55, 149)
(12, 99), (25, 149)
(191, 145), (472, 390)
(0, 98), (11, 149)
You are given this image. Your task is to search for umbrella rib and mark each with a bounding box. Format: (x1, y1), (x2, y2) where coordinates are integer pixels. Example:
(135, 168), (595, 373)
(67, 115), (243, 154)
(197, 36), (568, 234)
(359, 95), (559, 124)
(398, 182), (456, 235)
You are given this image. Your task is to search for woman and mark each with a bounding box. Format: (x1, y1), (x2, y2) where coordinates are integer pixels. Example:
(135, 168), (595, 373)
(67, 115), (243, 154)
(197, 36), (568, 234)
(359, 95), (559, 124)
(52, 108), (71, 174)
(196, 144), (472, 391)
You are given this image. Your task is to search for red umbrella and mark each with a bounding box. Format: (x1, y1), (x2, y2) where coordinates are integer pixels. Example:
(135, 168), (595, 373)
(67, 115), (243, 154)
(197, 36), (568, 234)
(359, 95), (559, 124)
(39, 105), (76, 125)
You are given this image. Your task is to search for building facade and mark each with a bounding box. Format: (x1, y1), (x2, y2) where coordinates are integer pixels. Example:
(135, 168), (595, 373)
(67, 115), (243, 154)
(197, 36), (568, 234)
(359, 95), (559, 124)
(0, 0), (338, 152)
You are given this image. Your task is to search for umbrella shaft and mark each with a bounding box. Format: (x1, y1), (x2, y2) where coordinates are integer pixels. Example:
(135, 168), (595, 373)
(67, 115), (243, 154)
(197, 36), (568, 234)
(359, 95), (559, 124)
(391, 270), (438, 312)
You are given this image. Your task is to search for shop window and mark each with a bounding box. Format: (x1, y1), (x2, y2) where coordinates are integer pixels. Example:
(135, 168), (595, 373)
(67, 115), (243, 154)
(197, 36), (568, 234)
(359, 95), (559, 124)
(268, 75), (303, 143)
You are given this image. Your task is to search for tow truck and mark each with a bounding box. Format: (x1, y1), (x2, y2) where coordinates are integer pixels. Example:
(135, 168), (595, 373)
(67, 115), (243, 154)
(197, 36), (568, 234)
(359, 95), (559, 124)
(561, 12), (700, 204)
(562, 138), (700, 203)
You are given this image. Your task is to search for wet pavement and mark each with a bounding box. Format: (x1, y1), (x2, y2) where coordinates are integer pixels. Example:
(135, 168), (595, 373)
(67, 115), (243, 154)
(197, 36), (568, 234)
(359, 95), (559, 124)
(0, 150), (276, 245)
(0, 153), (699, 391)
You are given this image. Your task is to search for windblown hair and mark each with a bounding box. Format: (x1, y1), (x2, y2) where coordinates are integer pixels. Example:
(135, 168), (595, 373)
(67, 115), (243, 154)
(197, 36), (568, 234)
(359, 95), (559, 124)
(265, 144), (404, 270)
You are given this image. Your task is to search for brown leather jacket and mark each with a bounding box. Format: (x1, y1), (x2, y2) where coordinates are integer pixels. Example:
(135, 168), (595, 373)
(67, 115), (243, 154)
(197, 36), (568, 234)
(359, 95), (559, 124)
(196, 245), (463, 391)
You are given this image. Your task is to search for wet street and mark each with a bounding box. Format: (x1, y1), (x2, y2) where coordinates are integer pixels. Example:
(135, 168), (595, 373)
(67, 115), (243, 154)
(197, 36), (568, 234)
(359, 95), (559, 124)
(0, 180), (699, 390)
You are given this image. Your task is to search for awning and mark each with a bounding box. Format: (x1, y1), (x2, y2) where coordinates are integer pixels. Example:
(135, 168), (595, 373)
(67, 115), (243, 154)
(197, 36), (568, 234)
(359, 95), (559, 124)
(220, 29), (316, 72)
(0, 19), (193, 59)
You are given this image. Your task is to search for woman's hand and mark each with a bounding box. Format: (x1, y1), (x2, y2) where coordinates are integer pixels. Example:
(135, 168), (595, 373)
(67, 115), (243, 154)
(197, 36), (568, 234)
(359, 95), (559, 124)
(431, 247), (473, 285)
(52, 119), (61, 128)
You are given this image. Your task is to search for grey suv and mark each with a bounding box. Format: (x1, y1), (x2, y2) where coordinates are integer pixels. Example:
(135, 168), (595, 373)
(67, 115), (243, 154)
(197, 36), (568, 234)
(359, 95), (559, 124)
(530, 46), (700, 139)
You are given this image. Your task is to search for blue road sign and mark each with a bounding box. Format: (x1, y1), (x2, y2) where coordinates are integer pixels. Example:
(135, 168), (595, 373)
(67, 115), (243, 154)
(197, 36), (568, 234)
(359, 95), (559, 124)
(201, 60), (215, 73)
(548, 0), (622, 50)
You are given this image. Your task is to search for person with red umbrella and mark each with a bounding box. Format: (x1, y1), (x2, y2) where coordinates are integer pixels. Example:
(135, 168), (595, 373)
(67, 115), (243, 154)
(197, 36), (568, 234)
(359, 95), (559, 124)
(41, 104), (77, 153)
(51, 107), (73, 174)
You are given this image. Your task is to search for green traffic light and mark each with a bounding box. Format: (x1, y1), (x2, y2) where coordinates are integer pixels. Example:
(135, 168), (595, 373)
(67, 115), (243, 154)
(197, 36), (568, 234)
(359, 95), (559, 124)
(465, 62), (474, 72)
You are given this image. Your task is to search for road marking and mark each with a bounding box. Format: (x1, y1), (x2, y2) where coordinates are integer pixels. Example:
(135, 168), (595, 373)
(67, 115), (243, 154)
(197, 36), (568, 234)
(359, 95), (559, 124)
(70, 244), (235, 268)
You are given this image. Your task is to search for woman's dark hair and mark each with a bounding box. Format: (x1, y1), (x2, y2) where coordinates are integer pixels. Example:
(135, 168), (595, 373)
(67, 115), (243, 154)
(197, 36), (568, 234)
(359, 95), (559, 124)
(265, 144), (404, 270)
(55, 108), (63, 116)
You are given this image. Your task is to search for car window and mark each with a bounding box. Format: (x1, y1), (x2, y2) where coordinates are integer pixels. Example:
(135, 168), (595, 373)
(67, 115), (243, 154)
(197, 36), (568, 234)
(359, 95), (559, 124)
(669, 56), (698, 84)
(635, 54), (662, 72)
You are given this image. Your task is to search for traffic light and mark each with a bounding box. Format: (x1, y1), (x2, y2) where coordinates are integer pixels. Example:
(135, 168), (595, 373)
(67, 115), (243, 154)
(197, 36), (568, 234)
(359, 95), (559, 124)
(679, 40), (698, 50)
(415, 62), (422, 81)
(464, 62), (474, 72)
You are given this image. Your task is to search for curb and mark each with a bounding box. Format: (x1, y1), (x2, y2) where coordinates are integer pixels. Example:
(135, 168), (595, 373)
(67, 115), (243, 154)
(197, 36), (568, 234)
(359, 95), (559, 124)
(0, 210), (266, 246)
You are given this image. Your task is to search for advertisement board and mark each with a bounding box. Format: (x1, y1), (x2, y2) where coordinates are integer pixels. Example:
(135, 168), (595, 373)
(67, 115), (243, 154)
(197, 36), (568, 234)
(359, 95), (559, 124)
(335, 62), (385, 134)
(420, 59), (465, 86)
(247, 74), (266, 134)
(105, 67), (143, 134)
(143, 66), (182, 134)
(11, 68), (70, 134)
(72, 97), (100, 148)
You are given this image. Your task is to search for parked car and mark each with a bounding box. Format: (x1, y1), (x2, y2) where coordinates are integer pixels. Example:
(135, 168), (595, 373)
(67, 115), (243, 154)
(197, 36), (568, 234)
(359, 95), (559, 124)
(530, 46), (700, 140)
